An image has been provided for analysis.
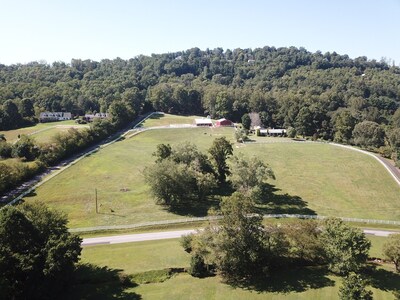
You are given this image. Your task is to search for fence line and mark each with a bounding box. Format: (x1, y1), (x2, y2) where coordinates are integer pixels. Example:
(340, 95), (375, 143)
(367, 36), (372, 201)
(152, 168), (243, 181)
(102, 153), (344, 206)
(69, 214), (400, 233)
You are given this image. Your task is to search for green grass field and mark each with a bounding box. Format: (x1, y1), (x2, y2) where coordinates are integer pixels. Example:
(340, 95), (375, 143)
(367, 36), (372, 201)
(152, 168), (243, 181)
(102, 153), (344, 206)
(0, 120), (87, 143)
(24, 126), (400, 228)
(236, 142), (400, 220)
(140, 113), (203, 127)
(76, 237), (398, 300)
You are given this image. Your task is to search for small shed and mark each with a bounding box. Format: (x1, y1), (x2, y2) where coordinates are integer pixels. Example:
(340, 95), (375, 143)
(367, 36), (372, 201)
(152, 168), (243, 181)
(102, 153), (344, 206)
(215, 118), (233, 127)
(194, 118), (213, 127)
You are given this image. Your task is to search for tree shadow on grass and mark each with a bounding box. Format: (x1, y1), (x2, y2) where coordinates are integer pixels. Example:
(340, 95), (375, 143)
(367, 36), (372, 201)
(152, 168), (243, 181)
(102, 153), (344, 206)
(64, 263), (141, 300)
(254, 183), (317, 216)
(231, 266), (335, 294)
(166, 198), (220, 217)
(148, 113), (164, 120)
(22, 190), (37, 198)
(164, 181), (316, 217)
(364, 265), (400, 293)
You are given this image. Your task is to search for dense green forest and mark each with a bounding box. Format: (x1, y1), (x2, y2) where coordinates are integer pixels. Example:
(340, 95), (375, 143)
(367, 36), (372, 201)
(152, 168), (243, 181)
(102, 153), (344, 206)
(1, 46), (400, 132)
(1, 46), (400, 156)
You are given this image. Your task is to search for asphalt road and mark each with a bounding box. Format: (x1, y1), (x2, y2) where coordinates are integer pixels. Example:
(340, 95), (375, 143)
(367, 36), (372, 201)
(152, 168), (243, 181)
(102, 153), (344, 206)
(82, 229), (197, 246)
(81, 228), (399, 246)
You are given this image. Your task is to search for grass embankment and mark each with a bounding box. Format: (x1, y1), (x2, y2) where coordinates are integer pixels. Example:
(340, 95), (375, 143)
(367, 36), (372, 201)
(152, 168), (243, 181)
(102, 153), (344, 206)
(76, 237), (398, 299)
(25, 124), (400, 228)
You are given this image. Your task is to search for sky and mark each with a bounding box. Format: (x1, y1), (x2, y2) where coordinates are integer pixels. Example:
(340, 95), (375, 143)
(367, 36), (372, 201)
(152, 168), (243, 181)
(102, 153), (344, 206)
(0, 0), (399, 65)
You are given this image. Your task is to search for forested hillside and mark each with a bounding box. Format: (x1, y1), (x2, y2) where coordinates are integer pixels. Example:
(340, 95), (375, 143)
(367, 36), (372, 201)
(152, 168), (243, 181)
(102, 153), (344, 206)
(1, 46), (400, 147)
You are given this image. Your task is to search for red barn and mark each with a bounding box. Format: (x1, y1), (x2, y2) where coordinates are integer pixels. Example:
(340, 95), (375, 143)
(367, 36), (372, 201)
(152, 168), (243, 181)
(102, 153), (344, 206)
(215, 118), (233, 127)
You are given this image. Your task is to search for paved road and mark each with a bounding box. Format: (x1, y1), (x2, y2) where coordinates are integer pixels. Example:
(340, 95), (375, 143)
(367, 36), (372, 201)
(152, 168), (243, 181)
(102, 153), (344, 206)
(330, 143), (400, 187)
(82, 229), (197, 246)
(376, 156), (400, 184)
(81, 228), (399, 246)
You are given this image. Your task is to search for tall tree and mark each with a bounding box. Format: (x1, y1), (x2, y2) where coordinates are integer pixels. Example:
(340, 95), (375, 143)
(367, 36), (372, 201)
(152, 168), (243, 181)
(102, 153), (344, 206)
(383, 234), (400, 272)
(205, 193), (270, 282)
(352, 120), (385, 148)
(208, 137), (233, 183)
(320, 218), (371, 275)
(0, 202), (81, 299)
(1, 100), (23, 130)
(229, 154), (275, 201)
(338, 273), (373, 300)
(332, 109), (356, 143)
(241, 113), (251, 130)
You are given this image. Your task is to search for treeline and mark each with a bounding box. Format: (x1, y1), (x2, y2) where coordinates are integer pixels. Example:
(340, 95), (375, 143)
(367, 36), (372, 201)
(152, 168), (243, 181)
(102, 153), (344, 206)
(182, 193), (371, 284)
(0, 114), (136, 196)
(1, 46), (400, 157)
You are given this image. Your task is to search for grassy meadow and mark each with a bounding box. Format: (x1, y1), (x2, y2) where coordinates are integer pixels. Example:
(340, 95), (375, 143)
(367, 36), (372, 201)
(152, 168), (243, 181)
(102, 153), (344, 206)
(236, 142), (400, 220)
(24, 121), (400, 228)
(25, 127), (234, 228)
(76, 237), (399, 300)
(0, 120), (88, 143)
(140, 113), (204, 127)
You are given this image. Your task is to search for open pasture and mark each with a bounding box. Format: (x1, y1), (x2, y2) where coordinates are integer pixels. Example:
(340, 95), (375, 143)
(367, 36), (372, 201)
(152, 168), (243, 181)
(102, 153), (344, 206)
(0, 120), (88, 143)
(76, 237), (398, 300)
(140, 113), (204, 128)
(25, 127), (400, 228)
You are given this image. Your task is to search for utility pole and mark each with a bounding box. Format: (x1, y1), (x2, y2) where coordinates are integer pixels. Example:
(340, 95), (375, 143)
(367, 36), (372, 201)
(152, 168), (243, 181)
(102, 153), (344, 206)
(95, 188), (98, 214)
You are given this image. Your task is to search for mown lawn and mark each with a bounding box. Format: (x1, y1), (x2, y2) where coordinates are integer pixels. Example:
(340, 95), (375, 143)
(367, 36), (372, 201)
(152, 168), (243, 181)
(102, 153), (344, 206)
(75, 237), (398, 300)
(236, 142), (400, 220)
(24, 127), (400, 228)
(0, 120), (78, 142)
(32, 125), (89, 143)
(81, 239), (190, 274)
(25, 127), (234, 228)
(140, 113), (204, 127)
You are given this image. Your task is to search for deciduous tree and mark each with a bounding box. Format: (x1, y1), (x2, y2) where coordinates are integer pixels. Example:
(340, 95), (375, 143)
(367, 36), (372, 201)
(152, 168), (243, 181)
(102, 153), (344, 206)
(0, 202), (82, 299)
(208, 137), (233, 183)
(338, 273), (373, 300)
(383, 234), (400, 272)
(320, 218), (371, 275)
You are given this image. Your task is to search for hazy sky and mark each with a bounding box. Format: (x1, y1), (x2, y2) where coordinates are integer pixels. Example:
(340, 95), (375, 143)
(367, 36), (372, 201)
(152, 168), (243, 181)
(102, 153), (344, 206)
(1, 0), (399, 65)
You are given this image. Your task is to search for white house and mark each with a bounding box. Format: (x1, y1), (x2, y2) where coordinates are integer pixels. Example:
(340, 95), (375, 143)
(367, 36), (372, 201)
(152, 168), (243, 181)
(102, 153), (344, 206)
(84, 113), (109, 122)
(39, 112), (72, 122)
(259, 128), (287, 136)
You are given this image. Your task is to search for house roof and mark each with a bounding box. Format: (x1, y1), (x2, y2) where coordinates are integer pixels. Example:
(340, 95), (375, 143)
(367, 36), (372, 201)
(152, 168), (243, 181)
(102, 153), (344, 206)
(217, 118), (233, 123)
(268, 129), (286, 134)
(195, 118), (213, 125)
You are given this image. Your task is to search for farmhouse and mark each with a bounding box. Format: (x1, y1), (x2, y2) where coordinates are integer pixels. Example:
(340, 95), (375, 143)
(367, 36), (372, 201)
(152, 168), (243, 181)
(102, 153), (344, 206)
(259, 128), (287, 136)
(84, 112), (109, 122)
(194, 118), (213, 127)
(215, 118), (233, 127)
(39, 112), (72, 122)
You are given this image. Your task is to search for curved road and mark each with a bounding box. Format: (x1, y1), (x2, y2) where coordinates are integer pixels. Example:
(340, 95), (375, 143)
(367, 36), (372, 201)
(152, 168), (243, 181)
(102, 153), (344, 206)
(330, 143), (400, 187)
(81, 228), (399, 246)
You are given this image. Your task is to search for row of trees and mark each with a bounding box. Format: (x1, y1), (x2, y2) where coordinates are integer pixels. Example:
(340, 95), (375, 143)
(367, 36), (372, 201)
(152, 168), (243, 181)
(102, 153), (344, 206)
(182, 194), (371, 282)
(0, 104), (137, 196)
(181, 193), (400, 299)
